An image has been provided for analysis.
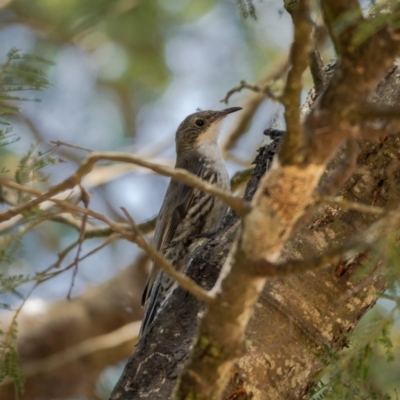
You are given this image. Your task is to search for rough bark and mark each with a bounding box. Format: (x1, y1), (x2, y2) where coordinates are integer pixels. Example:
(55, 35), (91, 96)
(236, 60), (400, 399)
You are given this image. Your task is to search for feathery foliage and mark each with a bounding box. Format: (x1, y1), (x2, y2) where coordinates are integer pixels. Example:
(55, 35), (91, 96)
(0, 48), (52, 391)
(14, 145), (59, 187)
(0, 320), (24, 392)
(0, 48), (52, 146)
(310, 241), (400, 400)
(311, 312), (395, 400)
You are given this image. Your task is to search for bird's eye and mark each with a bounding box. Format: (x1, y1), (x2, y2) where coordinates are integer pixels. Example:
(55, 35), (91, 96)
(195, 119), (204, 127)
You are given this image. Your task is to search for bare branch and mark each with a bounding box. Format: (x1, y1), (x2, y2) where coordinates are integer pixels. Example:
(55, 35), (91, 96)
(52, 214), (156, 237)
(221, 55), (289, 153)
(220, 79), (280, 104)
(0, 179), (132, 239)
(0, 152), (248, 222)
(358, 122), (400, 139)
(358, 104), (400, 120)
(53, 165), (248, 235)
(309, 39), (327, 95)
(280, 0), (313, 164)
(317, 195), (387, 216)
(49, 140), (92, 153)
(67, 186), (90, 299)
(0, 159), (246, 237)
(251, 211), (391, 276)
(0, 164), (135, 232)
(39, 234), (121, 281)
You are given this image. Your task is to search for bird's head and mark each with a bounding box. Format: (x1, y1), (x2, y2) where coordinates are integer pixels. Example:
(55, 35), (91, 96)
(175, 107), (242, 155)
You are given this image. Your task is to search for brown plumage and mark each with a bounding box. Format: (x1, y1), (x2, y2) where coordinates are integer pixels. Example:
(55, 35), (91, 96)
(140, 107), (242, 338)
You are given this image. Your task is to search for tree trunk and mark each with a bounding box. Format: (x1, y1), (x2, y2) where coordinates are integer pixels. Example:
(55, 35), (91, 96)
(111, 59), (400, 399)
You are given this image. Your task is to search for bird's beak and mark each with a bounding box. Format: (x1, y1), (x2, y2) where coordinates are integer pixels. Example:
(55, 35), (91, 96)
(220, 107), (242, 116)
(198, 107), (242, 145)
(209, 106), (242, 125)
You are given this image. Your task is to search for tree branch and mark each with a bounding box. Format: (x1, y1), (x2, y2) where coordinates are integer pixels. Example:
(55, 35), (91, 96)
(358, 103), (400, 120)
(309, 38), (327, 95)
(0, 179), (132, 239)
(51, 214), (156, 238)
(279, 0), (313, 164)
(0, 179), (213, 305)
(0, 152), (248, 223)
(220, 79), (280, 104)
(251, 211), (391, 276)
(38, 234), (121, 282)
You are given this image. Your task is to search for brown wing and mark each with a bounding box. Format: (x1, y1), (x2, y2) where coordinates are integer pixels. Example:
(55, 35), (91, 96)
(140, 164), (205, 308)
(139, 166), (209, 338)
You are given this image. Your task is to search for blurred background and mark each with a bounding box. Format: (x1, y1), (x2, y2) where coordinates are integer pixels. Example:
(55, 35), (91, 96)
(0, 0), (398, 399)
(0, 0), (293, 301)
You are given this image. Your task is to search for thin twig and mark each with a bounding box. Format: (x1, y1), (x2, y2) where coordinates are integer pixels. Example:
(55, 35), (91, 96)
(0, 179), (133, 241)
(2, 163), (245, 238)
(51, 239), (81, 270)
(52, 214), (156, 238)
(67, 186), (90, 299)
(252, 210), (391, 276)
(359, 120), (400, 139)
(0, 181), (82, 232)
(220, 80), (281, 104)
(50, 140), (92, 153)
(121, 207), (215, 305)
(357, 104), (400, 121)
(222, 56), (289, 153)
(38, 234), (121, 281)
(316, 196), (387, 216)
(0, 152), (249, 221)
(252, 240), (365, 276)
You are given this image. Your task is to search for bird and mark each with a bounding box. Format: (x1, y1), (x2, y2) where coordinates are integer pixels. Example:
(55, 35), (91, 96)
(139, 106), (242, 338)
